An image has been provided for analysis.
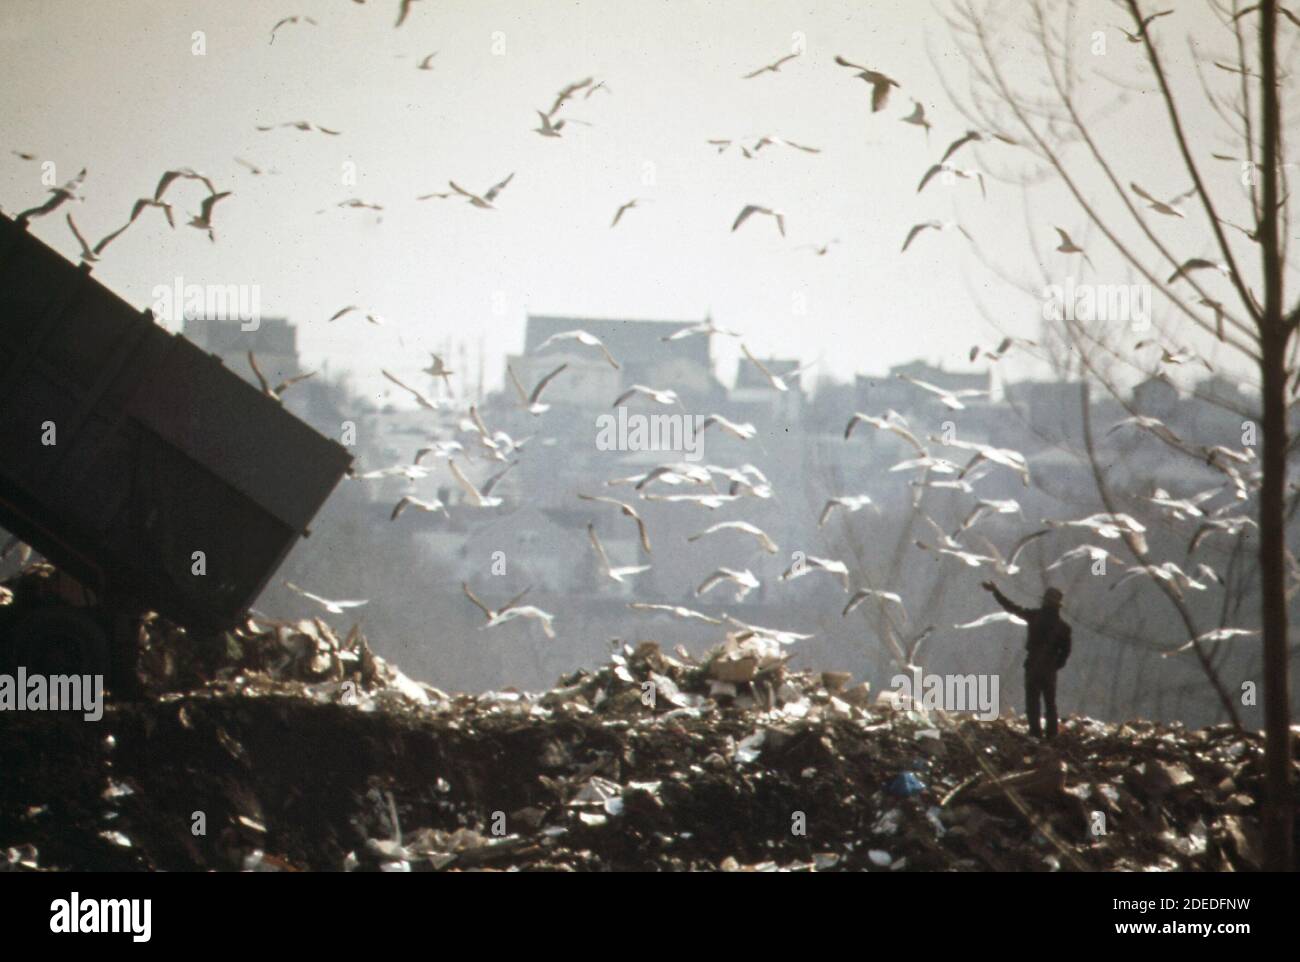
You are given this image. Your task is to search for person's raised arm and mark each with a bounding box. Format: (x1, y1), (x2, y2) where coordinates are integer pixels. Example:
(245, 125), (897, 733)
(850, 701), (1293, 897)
(980, 581), (1031, 618)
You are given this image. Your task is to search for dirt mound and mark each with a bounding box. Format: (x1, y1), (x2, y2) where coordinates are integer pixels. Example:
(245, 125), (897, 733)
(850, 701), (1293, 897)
(0, 609), (1285, 871)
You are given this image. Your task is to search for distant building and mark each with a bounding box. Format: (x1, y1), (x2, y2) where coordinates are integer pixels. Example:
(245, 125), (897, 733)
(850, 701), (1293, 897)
(733, 355), (804, 423)
(523, 314), (725, 405)
(1131, 373), (1179, 418)
(856, 361), (990, 418)
(182, 316), (301, 388)
(1002, 380), (1085, 446)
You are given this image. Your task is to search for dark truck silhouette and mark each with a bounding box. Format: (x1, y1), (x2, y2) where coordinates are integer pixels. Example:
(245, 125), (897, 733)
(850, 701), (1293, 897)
(0, 211), (352, 689)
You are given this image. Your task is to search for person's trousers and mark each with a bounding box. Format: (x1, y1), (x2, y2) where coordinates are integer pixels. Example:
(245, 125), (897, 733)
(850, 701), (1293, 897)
(1024, 662), (1058, 738)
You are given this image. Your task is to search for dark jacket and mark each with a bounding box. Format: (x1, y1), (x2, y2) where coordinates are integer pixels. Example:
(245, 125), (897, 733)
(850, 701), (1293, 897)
(989, 587), (1072, 670)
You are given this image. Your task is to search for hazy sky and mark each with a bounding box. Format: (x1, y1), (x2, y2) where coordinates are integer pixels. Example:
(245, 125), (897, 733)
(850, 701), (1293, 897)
(0, 0), (1249, 404)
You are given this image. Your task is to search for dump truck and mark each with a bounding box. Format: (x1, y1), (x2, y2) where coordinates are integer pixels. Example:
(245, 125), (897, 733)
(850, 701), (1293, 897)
(0, 211), (353, 689)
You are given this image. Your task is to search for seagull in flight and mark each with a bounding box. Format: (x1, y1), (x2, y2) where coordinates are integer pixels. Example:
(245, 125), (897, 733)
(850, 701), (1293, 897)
(732, 204), (786, 237)
(391, 496), (447, 522)
(235, 157), (279, 176)
(153, 167), (217, 200)
(818, 495), (875, 527)
(901, 219), (972, 253)
(969, 336), (1033, 363)
(798, 240), (839, 256)
(1046, 544), (1126, 571)
(780, 555), (851, 590)
(661, 317), (741, 341)
(939, 129), (1015, 164)
(1131, 182), (1196, 218)
(611, 198), (644, 228)
(412, 441), (464, 465)
(620, 462), (712, 491)
(697, 568), (761, 602)
(547, 77), (595, 115)
(751, 135), (820, 154)
(329, 305), (384, 326)
(395, 0), (425, 28)
(249, 352), (315, 401)
(845, 410), (926, 451)
(954, 497), (1023, 533)
(724, 615), (814, 647)
(917, 162), (986, 198)
(462, 582), (554, 637)
(587, 524), (651, 583)
(508, 363), (568, 415)
(914, 540), (997, 568)
(1054, 228), (1093, 267)
(416, 52), (438, 70)
(974, 529), (1048, 576)
(1146, 486), (1219, 520)
(269, 15), (317, 43)
(1167, 258), (1231, 284)
(933, 436), (1028, 485)
(534, 110), (591, 138)
(187, 191), (232, 241)
(449, 459), (513, 508)
(628, 602), (722, 625)
(1112, 561), (1208, 599)
(383, 369), (440, 410)
(642, 492), (740, 510)
(743, 51), (800, 79)
(833, 55), (900, 111)
(612, 384), (679, 406)
(17, 167), (87, 221)
(688, 520), (778, 555)
(1162, 627), (1257, 657)
(900, 101), (932, 139)
(285, 581), (368, 615)
(955, 611), (1027, 629)
(82, 195), (176, 257)
(700, 414), (757, 440)
(1107, 413), (1184, 447)
(422, 353), (454, 387)
(448, 173), (515, 209)
(64, 213), (111, 263)
(897, 373), (989, 410)
(256, 120), (340, 135)
(577, 493), (652, 553)
(842, 588), (906, 619)
(739, 344), (814, 391)
(536, 330), (620, 368)
(1047, 513), (1148, 553)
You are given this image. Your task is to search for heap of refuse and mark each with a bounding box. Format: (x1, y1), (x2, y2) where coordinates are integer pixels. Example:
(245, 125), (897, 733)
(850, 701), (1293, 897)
(0, 601), (1286, 872)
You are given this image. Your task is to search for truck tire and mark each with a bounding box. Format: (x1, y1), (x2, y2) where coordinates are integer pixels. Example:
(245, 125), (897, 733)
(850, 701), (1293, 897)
(8, 607), (111, 681)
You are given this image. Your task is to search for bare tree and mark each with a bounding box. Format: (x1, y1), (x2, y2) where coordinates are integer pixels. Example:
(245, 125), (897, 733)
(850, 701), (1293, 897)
(938, 0), (1294, 868)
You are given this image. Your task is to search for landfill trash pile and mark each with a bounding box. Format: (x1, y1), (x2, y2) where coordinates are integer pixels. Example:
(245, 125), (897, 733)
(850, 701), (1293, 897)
(0, 594), (1289, 871)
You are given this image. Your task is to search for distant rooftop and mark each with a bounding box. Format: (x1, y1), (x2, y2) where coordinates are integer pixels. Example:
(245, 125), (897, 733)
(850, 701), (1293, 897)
(525, 314), (712, 370)
(183, 316), (296, 355)
(735, 357), (802, 390)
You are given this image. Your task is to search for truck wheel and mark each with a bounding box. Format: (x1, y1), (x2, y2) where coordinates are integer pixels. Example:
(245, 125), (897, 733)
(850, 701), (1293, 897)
(8, 607), (111, 681)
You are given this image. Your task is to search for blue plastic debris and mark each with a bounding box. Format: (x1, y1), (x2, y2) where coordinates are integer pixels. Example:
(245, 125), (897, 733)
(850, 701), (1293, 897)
(887, 771), (926, 797)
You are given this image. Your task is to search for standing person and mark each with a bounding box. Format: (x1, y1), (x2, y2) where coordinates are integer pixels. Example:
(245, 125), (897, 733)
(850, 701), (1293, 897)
(980, 582), (1072, 739)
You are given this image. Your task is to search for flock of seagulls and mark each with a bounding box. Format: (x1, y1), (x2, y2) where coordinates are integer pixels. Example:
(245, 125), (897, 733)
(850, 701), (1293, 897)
(4, 5), (1261, 663)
